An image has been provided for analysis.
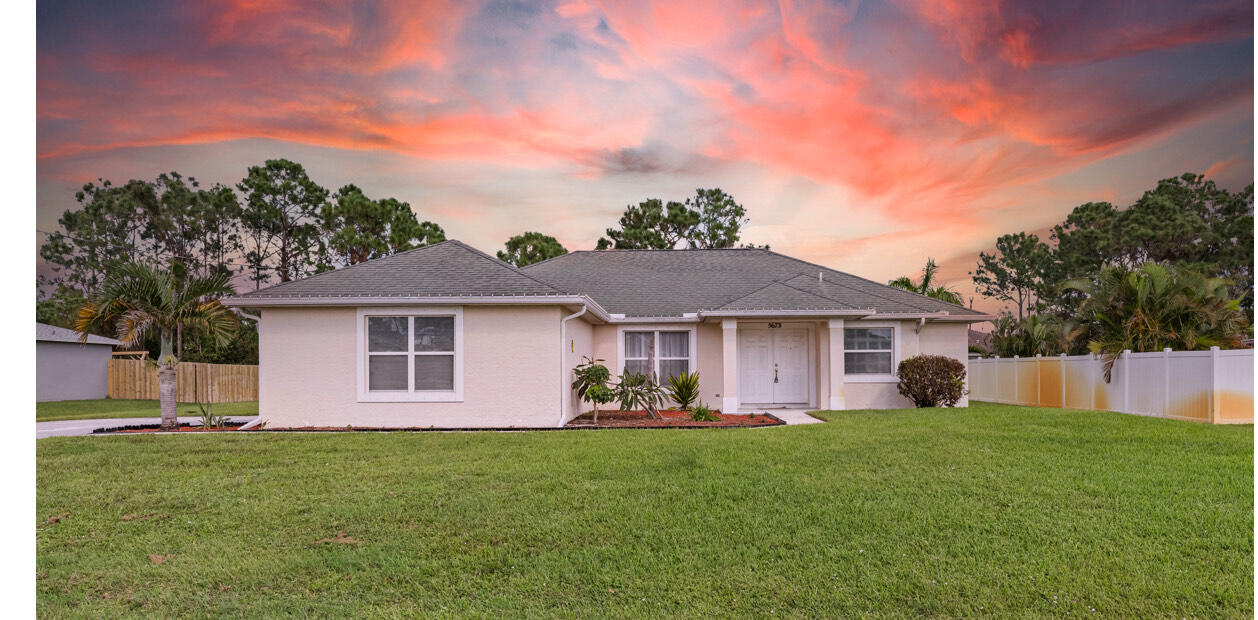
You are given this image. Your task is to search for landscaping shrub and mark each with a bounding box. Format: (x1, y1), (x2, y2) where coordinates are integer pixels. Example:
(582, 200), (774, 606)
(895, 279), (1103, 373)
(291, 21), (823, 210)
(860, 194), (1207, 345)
(614, 371), (666, 418)
(689, 400), (719, 421)
(665, 371), (701, 410)
(896, 355), (967, 408)
(572, 357), (615, 422)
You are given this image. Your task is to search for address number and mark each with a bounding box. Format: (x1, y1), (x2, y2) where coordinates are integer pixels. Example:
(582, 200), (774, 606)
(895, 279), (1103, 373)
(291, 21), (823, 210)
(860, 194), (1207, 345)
(768, 322), (782, 328)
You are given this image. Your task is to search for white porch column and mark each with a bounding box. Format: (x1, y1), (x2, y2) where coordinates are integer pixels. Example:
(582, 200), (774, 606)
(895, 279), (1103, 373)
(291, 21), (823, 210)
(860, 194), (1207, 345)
(828, 319), (846, 410)
(721, 319), (739, 412)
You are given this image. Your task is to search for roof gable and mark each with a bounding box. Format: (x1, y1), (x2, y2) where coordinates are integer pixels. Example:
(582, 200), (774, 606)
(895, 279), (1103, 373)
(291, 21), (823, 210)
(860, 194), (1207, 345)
(714, 281), (860, 312)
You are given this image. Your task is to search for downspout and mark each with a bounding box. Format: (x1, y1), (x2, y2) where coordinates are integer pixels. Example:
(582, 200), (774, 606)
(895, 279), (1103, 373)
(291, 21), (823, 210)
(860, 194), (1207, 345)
(235, 310), (265, 431)
(557, 305), (588, 427)
(914, 317), (926, 359)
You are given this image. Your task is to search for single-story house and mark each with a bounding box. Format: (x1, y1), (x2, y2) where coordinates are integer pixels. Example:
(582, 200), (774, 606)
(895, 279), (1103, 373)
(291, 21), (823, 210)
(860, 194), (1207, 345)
(36, 322), (121, 402)
(223, 240), (991, 428)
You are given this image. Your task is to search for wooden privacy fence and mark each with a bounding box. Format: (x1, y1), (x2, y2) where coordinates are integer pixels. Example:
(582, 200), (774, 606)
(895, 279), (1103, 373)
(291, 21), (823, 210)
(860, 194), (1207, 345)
(108, 359), (258, 403)
(968, 347), (1253, 424)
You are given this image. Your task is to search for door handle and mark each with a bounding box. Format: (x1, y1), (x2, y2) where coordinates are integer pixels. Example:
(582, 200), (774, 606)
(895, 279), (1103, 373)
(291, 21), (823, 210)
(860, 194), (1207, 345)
(774, 363), (779, 383)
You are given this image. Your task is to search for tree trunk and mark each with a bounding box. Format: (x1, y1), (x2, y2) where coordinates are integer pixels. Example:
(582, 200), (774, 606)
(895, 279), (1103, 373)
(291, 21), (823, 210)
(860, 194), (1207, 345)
(158, 364), (178, 431)
(157, 329), (179, 431)
(176, 322), (183, 359)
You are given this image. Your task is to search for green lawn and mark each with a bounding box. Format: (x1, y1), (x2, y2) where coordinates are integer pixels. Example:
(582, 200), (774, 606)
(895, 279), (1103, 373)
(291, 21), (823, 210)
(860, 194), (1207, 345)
(36, 399), (258, 422)
(37, 402), (1252, 617)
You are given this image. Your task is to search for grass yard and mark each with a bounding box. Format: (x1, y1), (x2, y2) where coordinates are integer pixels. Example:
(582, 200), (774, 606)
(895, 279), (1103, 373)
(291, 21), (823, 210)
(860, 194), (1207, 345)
(37, 402), (1252, 617)
(36, 399), (258, 422)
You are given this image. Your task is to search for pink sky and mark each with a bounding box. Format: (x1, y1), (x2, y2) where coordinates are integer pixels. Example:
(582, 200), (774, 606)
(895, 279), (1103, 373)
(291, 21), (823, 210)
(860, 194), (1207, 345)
(36, 0), (1254, 313)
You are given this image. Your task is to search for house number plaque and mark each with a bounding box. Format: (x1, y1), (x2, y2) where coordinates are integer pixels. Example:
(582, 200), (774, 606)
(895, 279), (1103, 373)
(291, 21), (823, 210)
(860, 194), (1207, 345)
(767, 322), (782, 328)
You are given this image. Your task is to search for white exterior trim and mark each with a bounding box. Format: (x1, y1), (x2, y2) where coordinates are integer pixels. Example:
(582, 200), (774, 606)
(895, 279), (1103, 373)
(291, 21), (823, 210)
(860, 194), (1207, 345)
(356, 306), (465, 402)
(701, 309), (874, 317)
(841, 320), (902, 384)
(229, 294), (611, 319)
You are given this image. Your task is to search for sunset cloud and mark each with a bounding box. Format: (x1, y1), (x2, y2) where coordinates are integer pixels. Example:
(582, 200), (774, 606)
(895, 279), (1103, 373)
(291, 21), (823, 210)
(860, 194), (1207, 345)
(36, 0), (1253, 314)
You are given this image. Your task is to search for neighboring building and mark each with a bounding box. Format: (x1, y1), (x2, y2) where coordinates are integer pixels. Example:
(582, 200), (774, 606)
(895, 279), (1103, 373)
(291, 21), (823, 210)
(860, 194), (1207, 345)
(36, 322), (120, 402)
(223, 240), (992, 428)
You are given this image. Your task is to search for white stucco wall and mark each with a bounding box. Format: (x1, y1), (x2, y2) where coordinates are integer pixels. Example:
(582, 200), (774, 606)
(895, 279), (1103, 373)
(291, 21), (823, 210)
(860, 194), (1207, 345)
(564, 315), (594, 423)
(259, 305), (565, 428)
(842, 320), (971, 409)
(36, 341), (114, 401)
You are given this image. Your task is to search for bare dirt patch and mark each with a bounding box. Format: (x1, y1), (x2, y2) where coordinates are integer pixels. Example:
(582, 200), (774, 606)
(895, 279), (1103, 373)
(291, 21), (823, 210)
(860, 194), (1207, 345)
(313, 531), (361, 545)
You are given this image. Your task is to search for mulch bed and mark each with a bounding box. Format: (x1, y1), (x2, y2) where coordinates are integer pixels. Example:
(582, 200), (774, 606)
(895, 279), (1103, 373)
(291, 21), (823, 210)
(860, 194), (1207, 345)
(91, 411), (785, 433)
(565, 409), (784, 429)
(93, 422), (249, 434)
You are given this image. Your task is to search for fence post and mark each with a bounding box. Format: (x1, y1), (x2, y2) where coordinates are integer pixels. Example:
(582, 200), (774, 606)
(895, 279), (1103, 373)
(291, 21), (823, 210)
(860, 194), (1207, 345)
(993, 356), (1000, 402)
(1089, 353), (1097, 411)
(1209, 346), (1220, 424)
(1060, 353), (1067, 409)
(1013, 356), (1019, 404)
(1033, 354), (1040, 405)
(1162, 347), (1171, 418)
(1120, 350), (1131, 414)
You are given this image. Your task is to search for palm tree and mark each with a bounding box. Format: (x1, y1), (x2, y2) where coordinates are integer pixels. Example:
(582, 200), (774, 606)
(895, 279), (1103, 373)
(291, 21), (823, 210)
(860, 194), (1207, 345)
(76, 262), (239, 430)
(889, 258), (965, 306)
(1063, 262), (1250, 381)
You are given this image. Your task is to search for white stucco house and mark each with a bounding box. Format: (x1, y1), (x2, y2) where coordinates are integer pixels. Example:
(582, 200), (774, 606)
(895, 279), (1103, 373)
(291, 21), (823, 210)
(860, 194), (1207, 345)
(223, 240), (991, 428)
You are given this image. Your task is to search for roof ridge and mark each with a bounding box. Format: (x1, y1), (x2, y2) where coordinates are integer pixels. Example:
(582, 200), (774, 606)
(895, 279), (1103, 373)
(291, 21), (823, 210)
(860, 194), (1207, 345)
(444, 240), (568, 295)
(234, 239), (460, 296)
(764, 248), (947, 313)
(785, 273), (936, 314)
(517, 248), (581, 270)
(765, 247), (975, 312)
(773, 278), (860, 309)
(707, 279), (788, 310)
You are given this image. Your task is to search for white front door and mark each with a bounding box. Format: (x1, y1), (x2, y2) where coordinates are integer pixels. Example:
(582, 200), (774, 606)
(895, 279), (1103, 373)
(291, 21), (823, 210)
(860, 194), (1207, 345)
(772, 328), (809, 403)
(738, 330), (773, 404)
(738, 327), (810, 405)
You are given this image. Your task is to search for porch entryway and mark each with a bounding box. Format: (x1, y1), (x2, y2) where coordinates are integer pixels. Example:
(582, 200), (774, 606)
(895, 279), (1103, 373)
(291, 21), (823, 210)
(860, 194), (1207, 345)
(737, 326), (810, 406)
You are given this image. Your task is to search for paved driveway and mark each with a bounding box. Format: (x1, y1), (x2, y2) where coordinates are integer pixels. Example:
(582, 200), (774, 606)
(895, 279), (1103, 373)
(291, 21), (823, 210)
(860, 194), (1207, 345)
(37, 416), (255, 439)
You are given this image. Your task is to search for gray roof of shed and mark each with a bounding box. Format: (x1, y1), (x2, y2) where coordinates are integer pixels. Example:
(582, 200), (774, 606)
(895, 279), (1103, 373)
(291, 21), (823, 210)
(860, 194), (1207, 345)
(232, 240), (566, 299)
(36, 322), (120, 346)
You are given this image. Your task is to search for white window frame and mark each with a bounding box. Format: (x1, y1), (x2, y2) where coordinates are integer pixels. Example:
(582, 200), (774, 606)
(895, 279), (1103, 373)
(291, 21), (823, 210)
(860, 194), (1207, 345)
(843, 321), (900, 383)
(356, 306), (464, 402)
(616, 325), (697, 381)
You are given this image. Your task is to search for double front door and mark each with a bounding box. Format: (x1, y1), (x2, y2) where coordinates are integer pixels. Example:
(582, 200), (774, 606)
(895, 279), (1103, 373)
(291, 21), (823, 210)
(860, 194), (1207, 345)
(738, 328), (809, 405)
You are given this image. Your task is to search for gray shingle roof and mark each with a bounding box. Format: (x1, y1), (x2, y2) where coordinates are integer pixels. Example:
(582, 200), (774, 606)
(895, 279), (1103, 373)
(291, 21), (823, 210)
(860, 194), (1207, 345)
(523, 248), (986, 318)
(37, 322), (120, 346)
(229, 240), (985, 319)
(232, 240), (566, 299)
(713, 281), (862, 312)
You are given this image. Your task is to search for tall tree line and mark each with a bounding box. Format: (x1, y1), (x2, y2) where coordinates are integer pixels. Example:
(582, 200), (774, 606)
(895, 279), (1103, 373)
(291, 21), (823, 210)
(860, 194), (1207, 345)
(38, 159), (448, 362)
(40, 159), (448, 299)
(972, 172), (1254, 320)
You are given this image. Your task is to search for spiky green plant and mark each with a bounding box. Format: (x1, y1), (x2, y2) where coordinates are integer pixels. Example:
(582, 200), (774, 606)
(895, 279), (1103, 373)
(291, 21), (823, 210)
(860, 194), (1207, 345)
(665, 370), (701, 410)
(1063, 262), (1250, 381)
(76, 262), (238, 430)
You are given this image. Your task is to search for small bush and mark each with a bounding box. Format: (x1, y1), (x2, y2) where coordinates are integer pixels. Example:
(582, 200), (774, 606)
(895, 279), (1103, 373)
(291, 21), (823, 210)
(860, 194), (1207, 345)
(896, 355), (967, 408)
(689, 400), (720, 421)
(666, 371), (701, 410)
(614, 371), (666, 417)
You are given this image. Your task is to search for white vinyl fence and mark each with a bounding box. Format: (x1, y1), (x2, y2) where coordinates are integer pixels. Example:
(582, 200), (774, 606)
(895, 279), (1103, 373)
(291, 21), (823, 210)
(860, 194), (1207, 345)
(969, 347), (1253, 424)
